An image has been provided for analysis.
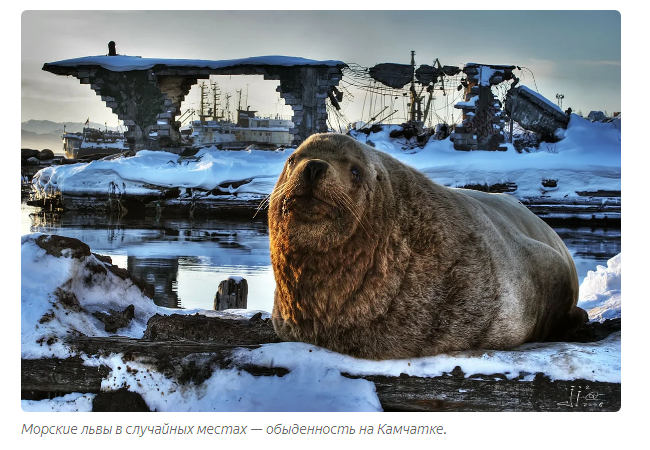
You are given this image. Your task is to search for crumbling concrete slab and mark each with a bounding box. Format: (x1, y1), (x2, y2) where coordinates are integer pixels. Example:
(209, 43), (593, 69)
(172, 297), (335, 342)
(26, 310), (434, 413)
(505, 85), (569, 139)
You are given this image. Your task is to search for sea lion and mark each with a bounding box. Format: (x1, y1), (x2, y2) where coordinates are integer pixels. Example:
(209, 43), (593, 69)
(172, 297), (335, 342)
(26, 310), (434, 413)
(268, 133), (587, 360)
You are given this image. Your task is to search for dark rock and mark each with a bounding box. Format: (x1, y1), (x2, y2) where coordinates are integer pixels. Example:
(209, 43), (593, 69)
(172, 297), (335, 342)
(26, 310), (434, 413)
(457, 182), (518, 194)
(35, 235), (91, 259)
(24, 157), (41, 166)
(92, 253), (113, 265)
(37, 149), (55, 160)
(358, 124), (383, 135)
(217, 178), (253, 190)
(106, 265), (155, 299)
(568, 318), (620, 343)
(179, 147), (200, 157)
(22, 148), (40, 159)
(54, 287), (82, 312)
(92, 388), (150, 412)
(92, 305), (135, 333)
(587, 111), (607, 122)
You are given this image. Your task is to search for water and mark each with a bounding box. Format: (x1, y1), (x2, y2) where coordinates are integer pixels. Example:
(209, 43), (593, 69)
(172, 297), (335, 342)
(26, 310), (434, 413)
(21, 203), (621, 313)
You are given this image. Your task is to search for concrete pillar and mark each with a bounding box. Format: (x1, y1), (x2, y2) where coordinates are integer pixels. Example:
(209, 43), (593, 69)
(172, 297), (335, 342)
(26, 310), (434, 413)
(78, 68), (202, 151)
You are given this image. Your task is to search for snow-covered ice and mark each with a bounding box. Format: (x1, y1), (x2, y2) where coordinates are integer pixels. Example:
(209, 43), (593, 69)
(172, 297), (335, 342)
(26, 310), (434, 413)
(31, 115), (621, 207)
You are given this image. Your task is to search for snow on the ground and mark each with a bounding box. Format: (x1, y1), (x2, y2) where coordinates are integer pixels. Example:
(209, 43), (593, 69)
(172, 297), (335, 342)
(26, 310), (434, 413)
(21, 393), (95, 412)
(20, 233), (621, 412)
(31, 115), (620, 204)
(353, 115), (620, 200)
(578, 253), (621, 323)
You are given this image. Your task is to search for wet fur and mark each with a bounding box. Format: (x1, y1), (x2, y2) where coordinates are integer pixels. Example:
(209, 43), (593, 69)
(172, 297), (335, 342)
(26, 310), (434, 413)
(269, 133), (587, 360)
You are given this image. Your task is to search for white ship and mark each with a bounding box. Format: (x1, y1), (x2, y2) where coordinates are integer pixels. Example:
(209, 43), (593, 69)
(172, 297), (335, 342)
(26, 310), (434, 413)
(187, 82), (294, 149)
(62, 125), (127, 159)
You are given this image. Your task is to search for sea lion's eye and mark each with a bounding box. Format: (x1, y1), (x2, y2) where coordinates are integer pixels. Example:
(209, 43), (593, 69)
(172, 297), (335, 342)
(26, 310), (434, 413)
(351, 166), (361, 181)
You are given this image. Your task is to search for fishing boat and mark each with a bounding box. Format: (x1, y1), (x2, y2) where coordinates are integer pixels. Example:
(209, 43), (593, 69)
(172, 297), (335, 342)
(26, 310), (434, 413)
(62, 125), (127, 159)
(187, 82), (294, 149)
(190, 109), (293, 149)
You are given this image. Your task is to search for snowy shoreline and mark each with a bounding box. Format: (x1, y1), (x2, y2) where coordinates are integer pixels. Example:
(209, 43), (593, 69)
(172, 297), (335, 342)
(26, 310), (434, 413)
(21, 233), (621, 412)
(27, 116), (621, 223)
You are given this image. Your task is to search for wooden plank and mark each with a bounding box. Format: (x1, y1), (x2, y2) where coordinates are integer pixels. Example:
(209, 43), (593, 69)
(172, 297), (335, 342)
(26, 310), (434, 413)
(344, 371), (620, 412)
(20, 318), (621, 411)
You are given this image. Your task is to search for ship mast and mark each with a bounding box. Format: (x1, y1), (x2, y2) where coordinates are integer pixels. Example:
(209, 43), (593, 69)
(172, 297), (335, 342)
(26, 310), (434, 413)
(408, 50), (423, 123)
(199, 82), (209, 123)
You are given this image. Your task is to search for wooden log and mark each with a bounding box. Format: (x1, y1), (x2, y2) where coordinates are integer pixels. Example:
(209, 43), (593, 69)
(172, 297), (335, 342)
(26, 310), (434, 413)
(214, 277), (248, 310)
(342, 371), (620, 412)
(143, 312), (280, 344)
(21, 337), (289, 399)
(21, 340), (620, 411)
(20, 319), (621, 411)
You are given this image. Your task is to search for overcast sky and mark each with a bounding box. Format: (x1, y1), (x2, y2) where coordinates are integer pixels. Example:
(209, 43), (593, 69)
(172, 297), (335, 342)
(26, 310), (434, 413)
(21, 10), (620, 126)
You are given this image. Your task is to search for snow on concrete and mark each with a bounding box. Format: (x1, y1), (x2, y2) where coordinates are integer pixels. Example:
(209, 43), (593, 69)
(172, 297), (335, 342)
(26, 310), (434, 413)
(519, 85), (565, 114)
(20, 233), (621, 412)
(45, 54), (344, 72)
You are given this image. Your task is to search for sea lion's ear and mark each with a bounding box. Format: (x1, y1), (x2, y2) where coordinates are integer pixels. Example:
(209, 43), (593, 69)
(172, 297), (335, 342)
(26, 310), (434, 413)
(377, 173), (382, 181)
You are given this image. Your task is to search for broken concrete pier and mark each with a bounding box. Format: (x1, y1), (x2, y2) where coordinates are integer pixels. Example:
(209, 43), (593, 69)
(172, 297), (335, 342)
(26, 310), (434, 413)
(450, 63), (517, 151)
(43, 50), (345, 151)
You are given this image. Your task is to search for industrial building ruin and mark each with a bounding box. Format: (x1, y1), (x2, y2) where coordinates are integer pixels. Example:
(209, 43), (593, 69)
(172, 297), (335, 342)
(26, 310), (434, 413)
(43, 44), (345, 151)
(42, 44), (572, 153)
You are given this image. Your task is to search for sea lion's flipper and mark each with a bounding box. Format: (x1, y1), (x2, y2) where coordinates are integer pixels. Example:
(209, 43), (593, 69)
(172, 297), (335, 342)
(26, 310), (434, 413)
(545, 306), (589, 341)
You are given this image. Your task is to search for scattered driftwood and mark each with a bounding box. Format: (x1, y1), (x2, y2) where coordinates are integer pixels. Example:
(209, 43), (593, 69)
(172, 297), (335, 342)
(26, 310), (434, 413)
(21, 317), (620, 411)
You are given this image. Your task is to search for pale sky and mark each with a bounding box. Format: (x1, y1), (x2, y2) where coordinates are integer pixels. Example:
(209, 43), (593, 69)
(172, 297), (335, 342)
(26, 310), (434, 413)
(21, 10), (621, 126)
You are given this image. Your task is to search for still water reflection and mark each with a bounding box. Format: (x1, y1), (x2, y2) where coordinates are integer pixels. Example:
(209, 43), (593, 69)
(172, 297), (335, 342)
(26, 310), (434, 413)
(21, 203), (621, 313)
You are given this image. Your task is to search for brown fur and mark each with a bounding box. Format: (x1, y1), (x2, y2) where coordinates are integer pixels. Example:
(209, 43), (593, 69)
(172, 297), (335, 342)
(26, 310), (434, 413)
(268, 133), (587, 360)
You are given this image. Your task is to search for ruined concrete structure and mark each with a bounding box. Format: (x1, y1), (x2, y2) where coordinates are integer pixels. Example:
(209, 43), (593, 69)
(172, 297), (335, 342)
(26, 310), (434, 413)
(450, 63), (516, 151)
(43, 52), (345, 150)
(505, 86), (569, 140)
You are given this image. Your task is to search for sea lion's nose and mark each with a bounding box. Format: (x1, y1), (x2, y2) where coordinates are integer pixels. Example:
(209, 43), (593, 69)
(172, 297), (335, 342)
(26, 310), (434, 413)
(303, 160), (328, 186)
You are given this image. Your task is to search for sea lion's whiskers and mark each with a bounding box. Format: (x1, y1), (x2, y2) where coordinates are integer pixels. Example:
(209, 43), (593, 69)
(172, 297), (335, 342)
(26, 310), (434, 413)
(253, 193), (274, 218)
(338, 190), (369, 230)
(329, 189), (369, 235)
(253, 180), (295, 218)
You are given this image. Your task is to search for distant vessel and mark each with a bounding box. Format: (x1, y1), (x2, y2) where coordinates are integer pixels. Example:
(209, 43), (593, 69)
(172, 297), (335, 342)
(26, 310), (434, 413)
(62, 125), (127, 159)
(190, 110), (293, 148)
(187, 82), (294, 149)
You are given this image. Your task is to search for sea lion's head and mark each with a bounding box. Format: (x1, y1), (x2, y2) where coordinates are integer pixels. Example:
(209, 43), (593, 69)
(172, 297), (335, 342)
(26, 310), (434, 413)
(269, 133), (383, 251)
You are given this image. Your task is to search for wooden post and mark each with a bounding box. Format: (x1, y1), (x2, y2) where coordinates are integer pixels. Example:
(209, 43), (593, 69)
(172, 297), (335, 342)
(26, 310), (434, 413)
(214, 277), (248, 310)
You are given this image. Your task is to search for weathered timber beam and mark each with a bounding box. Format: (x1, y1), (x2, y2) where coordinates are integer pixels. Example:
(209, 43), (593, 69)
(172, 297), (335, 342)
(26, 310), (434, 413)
(22, 336), (620, 412)
(21, 319), (621, 411)
(343, 372), (620, 412)
(22, 338), (289, 397)
(143, 312), (280, 344)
